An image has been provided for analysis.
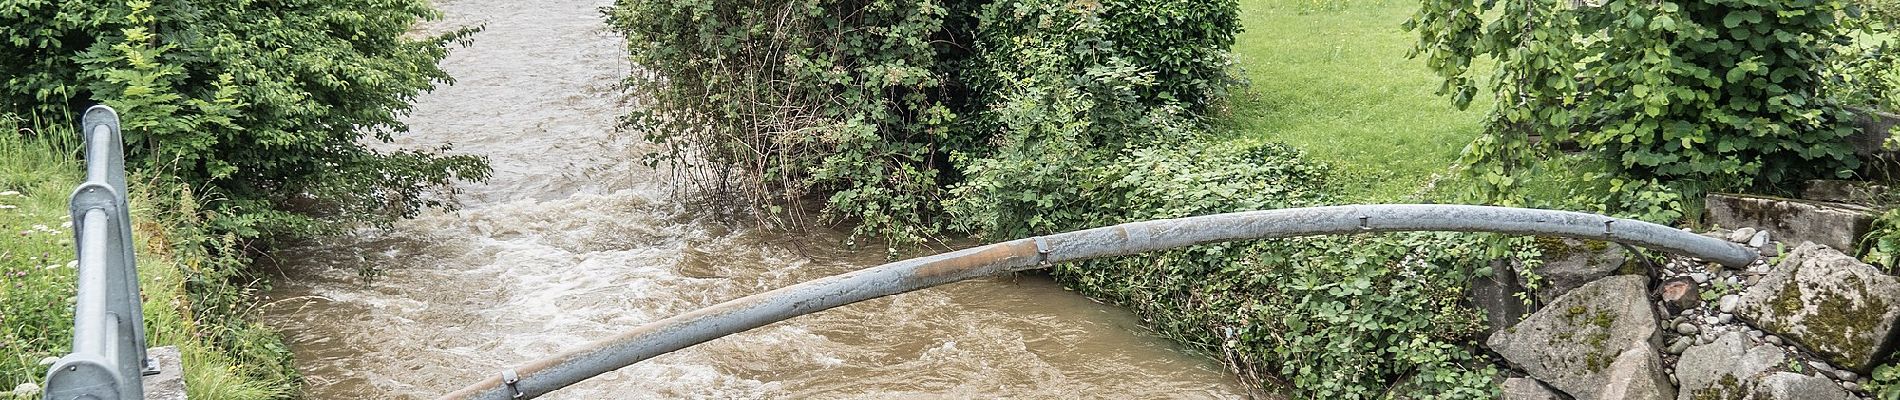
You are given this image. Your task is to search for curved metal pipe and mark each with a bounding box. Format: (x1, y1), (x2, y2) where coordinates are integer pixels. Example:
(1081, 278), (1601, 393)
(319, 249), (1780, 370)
(440, 205), (1756, 399)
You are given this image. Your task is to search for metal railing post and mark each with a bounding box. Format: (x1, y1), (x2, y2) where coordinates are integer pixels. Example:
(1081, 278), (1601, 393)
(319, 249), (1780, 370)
(43, 105), (152, 400)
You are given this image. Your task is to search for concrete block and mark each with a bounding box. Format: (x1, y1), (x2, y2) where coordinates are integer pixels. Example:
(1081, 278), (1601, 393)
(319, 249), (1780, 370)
(1704, 193), (1875, 253)
(143, 346), (186, 400)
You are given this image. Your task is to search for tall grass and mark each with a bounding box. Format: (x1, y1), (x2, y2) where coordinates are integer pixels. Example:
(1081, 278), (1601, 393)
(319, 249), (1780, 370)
(0, 115), (292, 399)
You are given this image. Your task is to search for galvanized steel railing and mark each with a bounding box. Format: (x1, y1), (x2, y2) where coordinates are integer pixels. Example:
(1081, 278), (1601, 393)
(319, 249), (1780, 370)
(442, 204), (1758, 399)
(43, 105), (156, 400)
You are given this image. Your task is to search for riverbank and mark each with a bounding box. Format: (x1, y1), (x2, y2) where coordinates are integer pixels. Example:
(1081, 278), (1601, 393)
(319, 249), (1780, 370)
(0, 121), (296, 398)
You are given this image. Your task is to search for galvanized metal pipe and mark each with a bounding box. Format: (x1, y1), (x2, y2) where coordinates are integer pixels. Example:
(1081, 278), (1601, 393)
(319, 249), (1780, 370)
(441, 204), (1756, 400)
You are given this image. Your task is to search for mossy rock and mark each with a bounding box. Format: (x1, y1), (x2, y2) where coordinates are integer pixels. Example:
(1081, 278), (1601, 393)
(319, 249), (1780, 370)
(1735, 242), (1900, 373)
(1523, 237), (1628, 304)
(1487, 275), (1662, 399)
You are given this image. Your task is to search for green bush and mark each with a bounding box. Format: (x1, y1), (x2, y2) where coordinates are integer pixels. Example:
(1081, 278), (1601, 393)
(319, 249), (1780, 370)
(956, 142), (1496, 398)
(1409, 0), (1862, 204)
(606, 0), (1240, 247)
(0, 0), (490, 239)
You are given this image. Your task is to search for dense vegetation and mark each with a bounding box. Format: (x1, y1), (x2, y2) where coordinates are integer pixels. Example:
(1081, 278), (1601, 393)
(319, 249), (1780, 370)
(0, 0), (490, 239)
(0, 0), (489, 396)
(1407, 0), (1873, 207)
(609, 0), (1237, 249)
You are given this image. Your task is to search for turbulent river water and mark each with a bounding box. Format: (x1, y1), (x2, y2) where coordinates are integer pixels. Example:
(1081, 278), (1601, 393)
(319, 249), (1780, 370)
(259, 0), (1248, 398)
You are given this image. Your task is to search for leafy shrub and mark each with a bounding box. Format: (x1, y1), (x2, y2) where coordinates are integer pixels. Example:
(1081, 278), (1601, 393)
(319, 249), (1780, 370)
(1870, 354), (1900, 399)
(958, 142), (1497, 398)
(0, 0), (490, 239)
(945, 0), (1225, 238)
(1409, 0), (1862, 204)
(606, 0), (1240, 247)
(609, 0), (958, 248)
(1834, 0), (1900, 111)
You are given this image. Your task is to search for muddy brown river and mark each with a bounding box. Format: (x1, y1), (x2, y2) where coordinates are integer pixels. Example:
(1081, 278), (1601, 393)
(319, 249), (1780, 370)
(259, 0), (1248, 398)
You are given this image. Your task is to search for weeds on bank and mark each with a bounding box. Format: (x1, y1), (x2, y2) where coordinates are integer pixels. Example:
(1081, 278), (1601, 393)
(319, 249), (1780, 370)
(0, 117), (293, 399)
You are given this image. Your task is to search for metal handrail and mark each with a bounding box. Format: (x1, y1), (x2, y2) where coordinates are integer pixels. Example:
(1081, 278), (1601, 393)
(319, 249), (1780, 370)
(43, 105), (155, 400)
(442, 204), (1758, 399)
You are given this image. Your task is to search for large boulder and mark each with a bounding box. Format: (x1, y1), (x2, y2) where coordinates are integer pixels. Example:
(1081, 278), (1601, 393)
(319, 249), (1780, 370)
(1523, 238), (1629, 304)
(1704, 193), (1875, 253)
(1598, 340), (1674, 400)
(1751, 372), (1852, 400)
(1735, 243), (1900, 373)
(1489, 275), (1663, 400)
(1675, 332), (1784, 400)
(1501, 377), (1564, 400)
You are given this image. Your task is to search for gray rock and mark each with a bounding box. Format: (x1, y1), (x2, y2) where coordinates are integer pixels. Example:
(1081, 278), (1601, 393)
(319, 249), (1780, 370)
(1676, 333), (1788, 400)
(1837, 370), (1858, 382)
(1843, 381), (1861, 392)
(1490, 276), (1662, 400)
(1667, 339), (1692, 354)
(1599, 341), (1676, 400)
(1767, 335), (1783, 345)
(1750, 230), (1772, 248)
(1720, 294), (1741, 313)
(1735, 243), (1900, 373)
(1523, 238), (1629, 304)
(1705, 193), (1877, 253)
(1718, 313), (1734, 324)
(1731, 227), (1760, 243)
(1501, 377), (1565, 400)
(1811, 360), (1840, 375)
(1675, 333), (1753, 399)
(1678, 323), (1701, 335)
(1753, 372), (1852, 400)
(1469, 259), (1532, 335)
(1691, 272), (1711, 284)
(1738, 344), (1789, 378)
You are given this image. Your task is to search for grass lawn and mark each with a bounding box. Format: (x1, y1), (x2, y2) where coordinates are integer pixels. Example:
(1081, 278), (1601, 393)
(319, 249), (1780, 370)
(1224, 0), (1486, 202)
